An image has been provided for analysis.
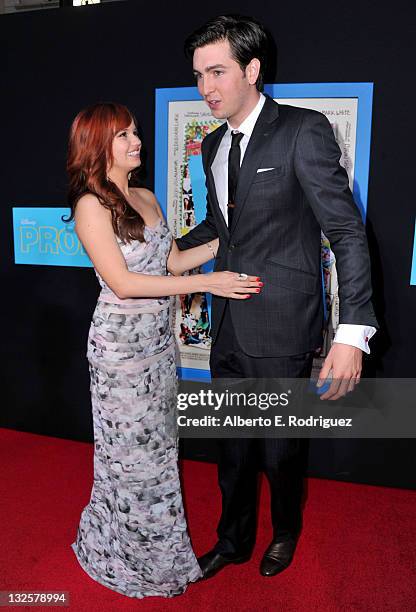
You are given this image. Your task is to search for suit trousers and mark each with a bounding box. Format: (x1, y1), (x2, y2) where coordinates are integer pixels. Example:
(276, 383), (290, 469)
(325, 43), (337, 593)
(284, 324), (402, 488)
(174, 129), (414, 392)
(210, 302), (314, 558)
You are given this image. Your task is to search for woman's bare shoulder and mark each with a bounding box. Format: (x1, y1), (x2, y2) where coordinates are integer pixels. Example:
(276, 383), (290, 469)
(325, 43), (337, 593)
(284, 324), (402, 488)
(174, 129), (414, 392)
(75, 193), (111, 226)
(76, 192), (103, 210)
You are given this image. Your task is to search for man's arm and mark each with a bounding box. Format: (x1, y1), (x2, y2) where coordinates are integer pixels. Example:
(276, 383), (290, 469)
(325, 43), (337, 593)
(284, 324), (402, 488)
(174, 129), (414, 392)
(176, 196), (219, 250)
(294, 110), (377, 399)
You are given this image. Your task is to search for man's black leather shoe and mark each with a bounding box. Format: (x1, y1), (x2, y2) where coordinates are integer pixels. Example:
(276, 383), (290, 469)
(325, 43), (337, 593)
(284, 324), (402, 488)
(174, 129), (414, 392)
(260, 539), (297, 577)
(198, 549), (250, 580)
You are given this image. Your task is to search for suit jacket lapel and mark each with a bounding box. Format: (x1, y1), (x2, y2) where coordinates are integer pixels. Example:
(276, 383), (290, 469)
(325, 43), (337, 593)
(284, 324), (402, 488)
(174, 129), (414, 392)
(231, 97), (280, 233)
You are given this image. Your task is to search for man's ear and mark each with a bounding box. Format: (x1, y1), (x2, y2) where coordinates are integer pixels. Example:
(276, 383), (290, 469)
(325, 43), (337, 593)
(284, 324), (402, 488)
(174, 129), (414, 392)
(246, 58), (261, 86)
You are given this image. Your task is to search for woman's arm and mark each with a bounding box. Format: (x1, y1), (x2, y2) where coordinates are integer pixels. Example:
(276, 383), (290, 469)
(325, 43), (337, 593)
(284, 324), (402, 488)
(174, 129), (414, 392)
(167, 238), (219, 275)
(75, 194), (260, 300)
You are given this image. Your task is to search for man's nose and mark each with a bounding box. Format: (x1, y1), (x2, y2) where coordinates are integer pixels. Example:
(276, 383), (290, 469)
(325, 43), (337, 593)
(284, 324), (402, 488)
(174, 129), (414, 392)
(200, 75), (214, 97)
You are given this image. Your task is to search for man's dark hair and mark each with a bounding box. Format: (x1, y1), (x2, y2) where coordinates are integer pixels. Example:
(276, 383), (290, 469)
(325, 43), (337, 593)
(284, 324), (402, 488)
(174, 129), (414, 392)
(184, 14), (269, 92)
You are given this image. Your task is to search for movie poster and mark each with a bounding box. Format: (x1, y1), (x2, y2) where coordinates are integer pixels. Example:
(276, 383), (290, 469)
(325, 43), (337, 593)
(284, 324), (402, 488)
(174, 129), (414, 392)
(166, 97), (358, 371)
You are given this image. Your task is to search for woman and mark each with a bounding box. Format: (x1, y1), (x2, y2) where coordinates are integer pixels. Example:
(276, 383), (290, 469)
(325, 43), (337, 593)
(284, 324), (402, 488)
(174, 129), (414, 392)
(67, 102), (261, 599)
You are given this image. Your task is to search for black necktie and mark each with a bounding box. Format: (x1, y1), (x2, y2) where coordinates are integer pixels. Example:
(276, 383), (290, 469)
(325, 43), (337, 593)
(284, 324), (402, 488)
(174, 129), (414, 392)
(227, 131), (244, 227)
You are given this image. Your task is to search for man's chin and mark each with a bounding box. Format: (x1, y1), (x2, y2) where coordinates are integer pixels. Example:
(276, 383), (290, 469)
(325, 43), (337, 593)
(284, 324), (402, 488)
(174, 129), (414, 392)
(207, 106), (227, 120)
(213, 112), (228, 121)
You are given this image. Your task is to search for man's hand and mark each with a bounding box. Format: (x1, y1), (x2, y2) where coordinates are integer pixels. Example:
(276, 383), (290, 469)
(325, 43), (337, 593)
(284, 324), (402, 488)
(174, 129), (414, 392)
(317, 343), (363, 400)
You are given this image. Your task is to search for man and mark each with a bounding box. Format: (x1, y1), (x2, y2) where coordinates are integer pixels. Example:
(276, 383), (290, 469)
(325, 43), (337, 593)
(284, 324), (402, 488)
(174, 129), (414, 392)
(177, 14), (377, 579)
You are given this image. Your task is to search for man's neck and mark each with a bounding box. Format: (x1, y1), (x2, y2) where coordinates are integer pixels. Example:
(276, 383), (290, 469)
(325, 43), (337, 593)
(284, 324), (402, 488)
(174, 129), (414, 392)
(228, 91), (261, 129)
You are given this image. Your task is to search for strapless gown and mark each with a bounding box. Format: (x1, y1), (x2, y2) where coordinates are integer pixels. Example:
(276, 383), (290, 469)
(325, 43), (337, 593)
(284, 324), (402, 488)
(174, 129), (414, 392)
(71, 219), (202, 598)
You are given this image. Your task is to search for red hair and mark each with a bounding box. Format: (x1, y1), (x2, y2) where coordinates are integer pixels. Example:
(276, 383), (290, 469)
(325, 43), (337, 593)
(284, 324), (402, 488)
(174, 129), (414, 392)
(66, 102), (145, 242)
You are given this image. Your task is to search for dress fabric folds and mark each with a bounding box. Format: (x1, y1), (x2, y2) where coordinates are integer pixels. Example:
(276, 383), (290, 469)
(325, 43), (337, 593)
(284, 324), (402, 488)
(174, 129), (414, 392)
(72, 219), (202, 598)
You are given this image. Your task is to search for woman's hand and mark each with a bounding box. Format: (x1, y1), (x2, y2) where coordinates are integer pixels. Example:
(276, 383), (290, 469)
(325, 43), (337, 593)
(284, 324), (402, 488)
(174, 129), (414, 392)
(205, 271), (262, 299)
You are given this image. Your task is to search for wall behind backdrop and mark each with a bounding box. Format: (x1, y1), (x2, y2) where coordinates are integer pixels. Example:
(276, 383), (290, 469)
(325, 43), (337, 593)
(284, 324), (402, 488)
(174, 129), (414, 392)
(1, 0), (415, 488)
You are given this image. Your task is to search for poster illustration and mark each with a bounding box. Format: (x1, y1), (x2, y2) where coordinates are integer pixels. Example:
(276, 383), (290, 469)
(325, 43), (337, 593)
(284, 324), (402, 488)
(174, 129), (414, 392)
(165, 102), (222, 372)
(155, 84), (373, 379)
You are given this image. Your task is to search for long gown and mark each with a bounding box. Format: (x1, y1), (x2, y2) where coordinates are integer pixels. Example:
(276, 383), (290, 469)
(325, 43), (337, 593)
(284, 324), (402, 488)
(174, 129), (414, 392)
(72, 219), (202, 598)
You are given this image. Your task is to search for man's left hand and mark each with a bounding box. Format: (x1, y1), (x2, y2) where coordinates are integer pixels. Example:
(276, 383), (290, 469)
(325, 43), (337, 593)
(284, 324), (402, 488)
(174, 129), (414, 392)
(317, 343), (362, 400)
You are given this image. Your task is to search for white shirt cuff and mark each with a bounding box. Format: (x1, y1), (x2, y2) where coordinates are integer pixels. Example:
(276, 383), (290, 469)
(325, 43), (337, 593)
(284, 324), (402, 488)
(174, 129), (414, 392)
(333, 324), (377, 354)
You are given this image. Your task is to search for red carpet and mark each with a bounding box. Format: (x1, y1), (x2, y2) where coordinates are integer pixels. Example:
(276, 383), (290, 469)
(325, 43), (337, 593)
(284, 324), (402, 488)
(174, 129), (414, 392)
(0, 428), (415, 611)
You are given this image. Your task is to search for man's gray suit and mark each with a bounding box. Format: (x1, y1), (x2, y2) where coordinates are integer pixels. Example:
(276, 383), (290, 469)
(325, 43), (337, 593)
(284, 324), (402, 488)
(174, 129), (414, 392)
(176, 94), (377, 555)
